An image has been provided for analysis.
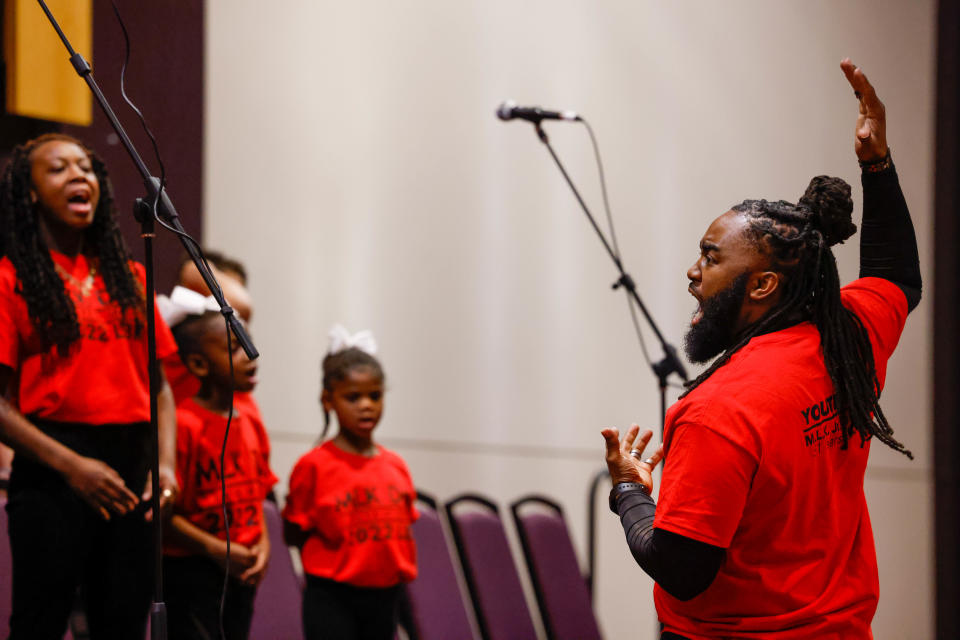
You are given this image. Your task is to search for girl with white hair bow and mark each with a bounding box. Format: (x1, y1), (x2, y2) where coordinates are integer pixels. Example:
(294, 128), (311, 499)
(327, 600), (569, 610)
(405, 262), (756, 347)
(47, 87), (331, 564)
(282, 325), (418, 640)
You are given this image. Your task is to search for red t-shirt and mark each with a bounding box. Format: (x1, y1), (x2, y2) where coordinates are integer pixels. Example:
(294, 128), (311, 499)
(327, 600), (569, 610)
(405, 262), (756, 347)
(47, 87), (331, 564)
(164, 354), (200, 405)
(654, 278), (908, 639)
(0, 252), (176, 424)
(165, 396), (278, 556)
(283, 440), (419, 588)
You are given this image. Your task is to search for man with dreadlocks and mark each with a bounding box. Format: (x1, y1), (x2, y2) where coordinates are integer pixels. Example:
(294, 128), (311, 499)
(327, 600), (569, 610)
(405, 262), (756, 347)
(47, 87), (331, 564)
(0, 133), (179, 639)
(601, 59), (920, 639)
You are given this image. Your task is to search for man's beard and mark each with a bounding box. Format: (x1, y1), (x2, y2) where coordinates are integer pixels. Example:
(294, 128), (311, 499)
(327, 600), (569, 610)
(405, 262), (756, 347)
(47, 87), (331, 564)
(684, 272), (750, 364)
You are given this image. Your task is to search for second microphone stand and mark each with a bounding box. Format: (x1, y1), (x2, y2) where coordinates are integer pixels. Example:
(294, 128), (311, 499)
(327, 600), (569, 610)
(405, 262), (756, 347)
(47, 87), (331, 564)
(526, 121), (687, 604)
(531, 122), (686, 431)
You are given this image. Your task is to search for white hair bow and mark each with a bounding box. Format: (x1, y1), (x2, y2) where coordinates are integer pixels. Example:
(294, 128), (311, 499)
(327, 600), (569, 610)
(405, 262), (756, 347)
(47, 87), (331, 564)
(157, 286), (221, 328)
(328, 324), (378, 356)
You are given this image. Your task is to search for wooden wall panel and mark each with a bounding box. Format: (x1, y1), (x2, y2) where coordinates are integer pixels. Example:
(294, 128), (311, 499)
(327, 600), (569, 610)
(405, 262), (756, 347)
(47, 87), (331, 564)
(4, 0), (92, 125)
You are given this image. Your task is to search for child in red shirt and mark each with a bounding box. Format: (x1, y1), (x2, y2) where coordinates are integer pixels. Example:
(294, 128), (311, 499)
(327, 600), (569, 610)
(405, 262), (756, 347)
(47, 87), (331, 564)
(283, 326), (418, 640)
(163, 250), (254, 405)
(160, 287), (278, 640)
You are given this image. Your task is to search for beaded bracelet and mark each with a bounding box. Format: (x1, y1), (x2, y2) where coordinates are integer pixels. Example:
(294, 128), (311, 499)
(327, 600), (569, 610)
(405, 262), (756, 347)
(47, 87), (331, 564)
(860, 150), (893, 173)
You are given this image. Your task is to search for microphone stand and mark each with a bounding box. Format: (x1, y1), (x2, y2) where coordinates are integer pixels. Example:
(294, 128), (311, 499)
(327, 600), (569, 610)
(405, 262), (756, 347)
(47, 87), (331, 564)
(530, 122), (686, 431)
(528, 120), (686, 607)
(36, 3), (258, 638)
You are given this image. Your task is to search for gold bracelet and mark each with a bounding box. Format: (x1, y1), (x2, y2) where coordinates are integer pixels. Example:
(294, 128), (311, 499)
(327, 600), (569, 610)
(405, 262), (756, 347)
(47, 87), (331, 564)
(860, 150), (893, 173)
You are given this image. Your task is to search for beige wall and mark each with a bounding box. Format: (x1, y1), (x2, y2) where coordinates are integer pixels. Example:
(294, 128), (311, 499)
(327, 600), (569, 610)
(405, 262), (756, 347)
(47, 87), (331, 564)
(204, 1), (936, 637)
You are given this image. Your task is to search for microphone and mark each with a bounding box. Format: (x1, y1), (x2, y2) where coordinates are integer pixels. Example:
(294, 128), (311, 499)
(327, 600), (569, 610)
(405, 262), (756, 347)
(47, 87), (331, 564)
(496, 100), (580, 123)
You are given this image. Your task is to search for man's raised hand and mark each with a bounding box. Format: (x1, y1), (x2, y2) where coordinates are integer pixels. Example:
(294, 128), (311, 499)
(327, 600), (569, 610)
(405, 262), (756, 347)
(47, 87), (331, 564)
(841, 58), (888, 163)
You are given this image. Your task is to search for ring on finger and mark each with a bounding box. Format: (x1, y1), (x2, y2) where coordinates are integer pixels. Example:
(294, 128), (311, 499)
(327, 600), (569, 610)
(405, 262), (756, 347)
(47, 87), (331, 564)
(629, 449), (643, 459)
(642, 457), (656, 465)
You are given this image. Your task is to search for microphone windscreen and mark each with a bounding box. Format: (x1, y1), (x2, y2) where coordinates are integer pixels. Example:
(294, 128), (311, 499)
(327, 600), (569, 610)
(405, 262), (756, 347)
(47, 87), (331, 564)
(496, 100), (516, 121)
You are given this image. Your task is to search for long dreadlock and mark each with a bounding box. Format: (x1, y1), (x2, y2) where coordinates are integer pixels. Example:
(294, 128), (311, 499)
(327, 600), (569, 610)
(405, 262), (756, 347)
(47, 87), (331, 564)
(0, 133), (144, 357)
(681, 175), (912, 459)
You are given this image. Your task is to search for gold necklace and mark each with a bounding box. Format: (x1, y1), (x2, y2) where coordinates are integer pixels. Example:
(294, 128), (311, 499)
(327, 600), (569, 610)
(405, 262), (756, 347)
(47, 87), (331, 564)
(54, 261), (97, 299)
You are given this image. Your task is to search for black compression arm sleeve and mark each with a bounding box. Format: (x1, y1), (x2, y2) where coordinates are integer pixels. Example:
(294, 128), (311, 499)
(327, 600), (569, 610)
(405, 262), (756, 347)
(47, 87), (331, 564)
(612, 487), (725, 601)
(860, 162), (922, 311)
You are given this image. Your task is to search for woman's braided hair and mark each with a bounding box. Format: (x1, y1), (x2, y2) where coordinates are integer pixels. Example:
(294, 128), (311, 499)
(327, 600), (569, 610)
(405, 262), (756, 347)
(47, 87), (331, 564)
(681, 175), (911, 458)
(0, 133), (143, 357)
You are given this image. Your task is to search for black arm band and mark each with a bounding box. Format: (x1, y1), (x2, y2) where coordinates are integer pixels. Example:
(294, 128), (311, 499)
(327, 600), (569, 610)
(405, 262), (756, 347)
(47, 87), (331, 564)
(859, 161), (922, 311)
(611, 486), (725, 601)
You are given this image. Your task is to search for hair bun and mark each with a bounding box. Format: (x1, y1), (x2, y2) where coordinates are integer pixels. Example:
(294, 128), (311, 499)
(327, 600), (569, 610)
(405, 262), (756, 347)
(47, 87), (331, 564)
(798, 175), (856, 247)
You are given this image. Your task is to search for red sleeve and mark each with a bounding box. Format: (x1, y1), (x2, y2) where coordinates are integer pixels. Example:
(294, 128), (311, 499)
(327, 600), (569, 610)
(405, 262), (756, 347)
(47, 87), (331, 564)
(396, 457), (419, 523)
(283, 455), (319, 531)
(129, 262), (177, 360)
(654, 422), (757, 548)
(840, 277), (908, 365)
(0, 262), (20, 369)
(251, 411), (278, 498)
(154, 311), (177, 361)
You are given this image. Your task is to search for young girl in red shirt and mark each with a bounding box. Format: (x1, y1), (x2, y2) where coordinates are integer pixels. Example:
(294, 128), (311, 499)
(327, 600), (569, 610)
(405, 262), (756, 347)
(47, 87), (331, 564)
(283, 327), (418, 640)
(0, 133), (178, 639)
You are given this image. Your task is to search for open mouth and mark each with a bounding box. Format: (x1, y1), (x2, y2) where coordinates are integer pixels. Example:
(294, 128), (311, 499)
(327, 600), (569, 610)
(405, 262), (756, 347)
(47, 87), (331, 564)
(691, 305), (704, 327)
(689, 286), (703, 326)
(66, 192), (92, 215)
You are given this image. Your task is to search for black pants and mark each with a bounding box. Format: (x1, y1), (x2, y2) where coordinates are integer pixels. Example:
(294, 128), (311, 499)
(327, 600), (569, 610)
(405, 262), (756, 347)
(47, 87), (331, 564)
(303, 575), (401, 640)
(6, 420), (152, 640)
(164, 555), (256, 640)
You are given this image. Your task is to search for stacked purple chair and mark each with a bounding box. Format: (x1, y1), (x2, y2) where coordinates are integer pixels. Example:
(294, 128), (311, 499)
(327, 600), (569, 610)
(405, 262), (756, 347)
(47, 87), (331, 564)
(510, 495), (603, 640)
(249, 499), (305, 640)
(402, 491), (477, 640)
(444, 494), (538, 640)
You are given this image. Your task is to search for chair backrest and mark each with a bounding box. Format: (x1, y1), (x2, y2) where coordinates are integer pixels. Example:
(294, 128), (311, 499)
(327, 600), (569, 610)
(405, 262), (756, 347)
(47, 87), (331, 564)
(249, 499), (305, 640)
(444, 494), (537, 640)
(402, 491), (476, 640)
(511, 495), (603, 640)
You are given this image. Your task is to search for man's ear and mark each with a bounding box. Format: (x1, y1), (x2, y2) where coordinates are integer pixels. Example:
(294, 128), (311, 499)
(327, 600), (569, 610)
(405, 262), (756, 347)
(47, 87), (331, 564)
(749, 271), (781, 303)
(320, 388), (332, 413)
(29, 189), (37, 205)
(185, 352), (209, 379)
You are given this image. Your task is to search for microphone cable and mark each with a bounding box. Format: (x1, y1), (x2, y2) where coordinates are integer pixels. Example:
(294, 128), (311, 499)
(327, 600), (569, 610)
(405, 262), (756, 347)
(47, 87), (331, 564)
(577, 118), (685, 390)
(109, 4), (237, 638)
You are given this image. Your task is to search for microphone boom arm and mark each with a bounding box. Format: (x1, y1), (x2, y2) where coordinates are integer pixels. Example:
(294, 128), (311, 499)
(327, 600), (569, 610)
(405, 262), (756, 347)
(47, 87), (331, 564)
(531, 122), (687, 429)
